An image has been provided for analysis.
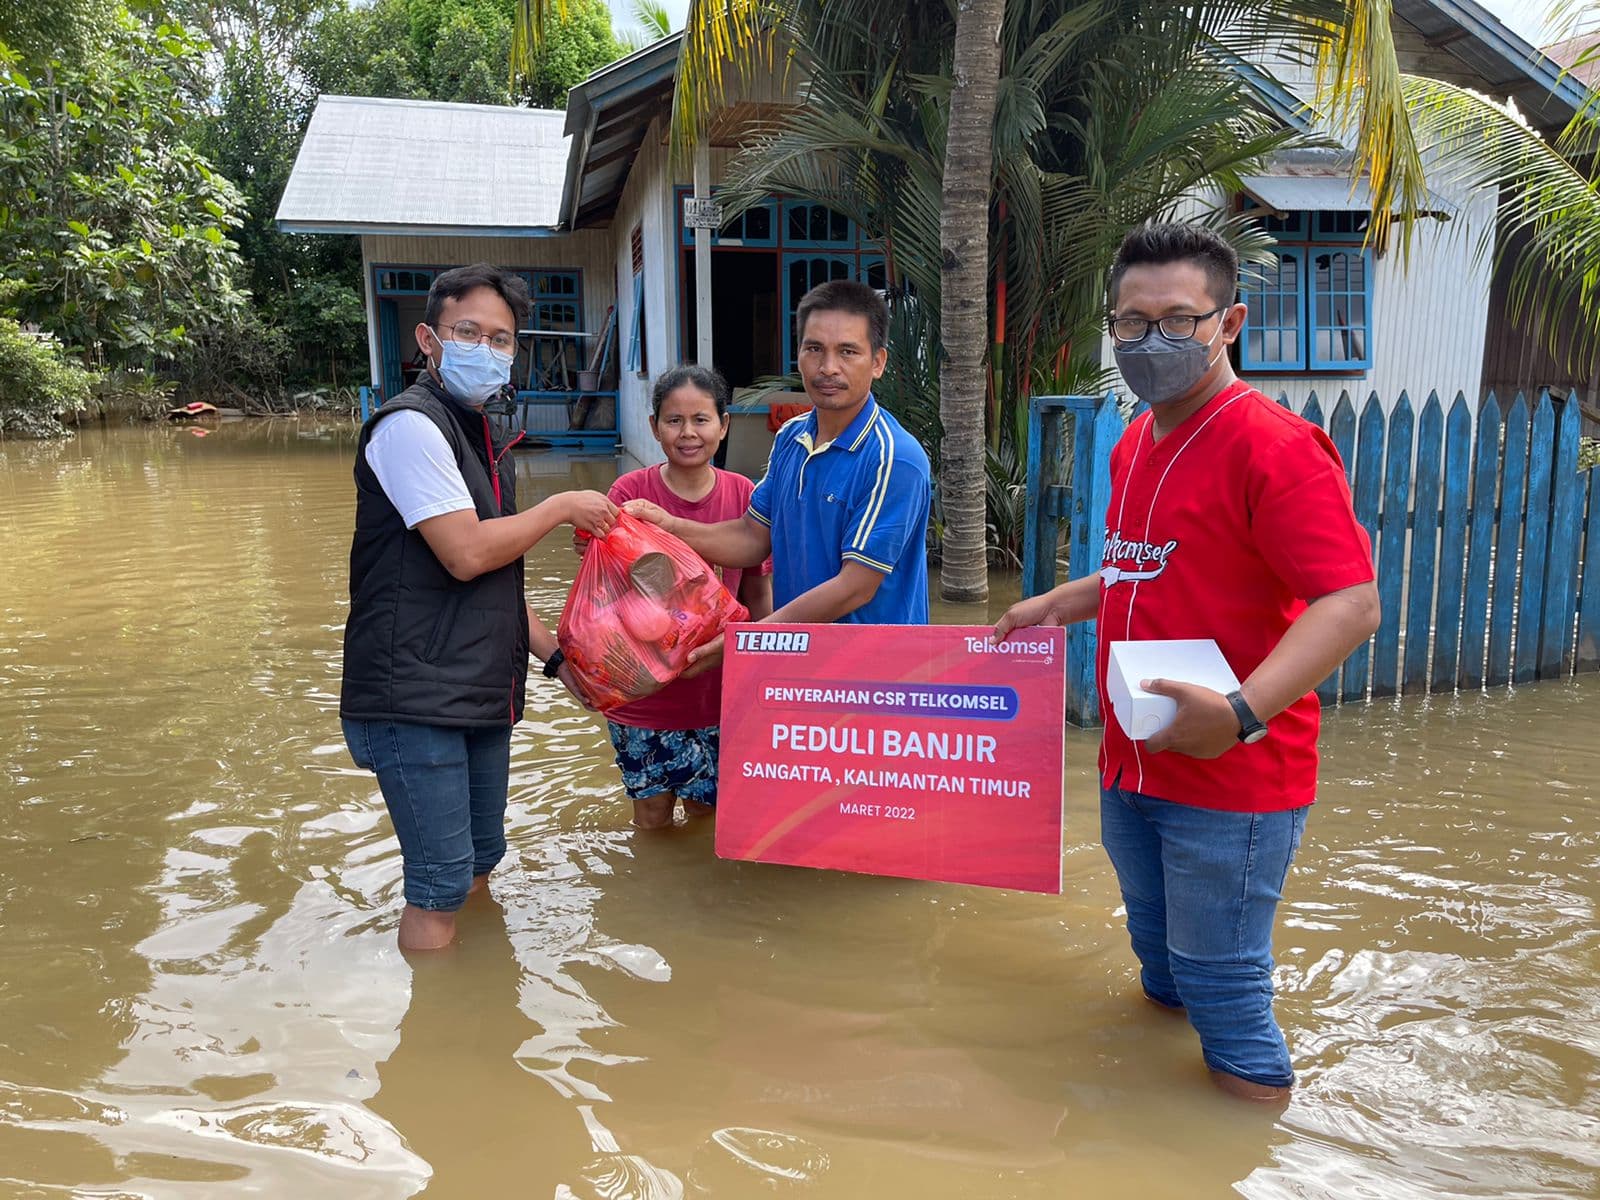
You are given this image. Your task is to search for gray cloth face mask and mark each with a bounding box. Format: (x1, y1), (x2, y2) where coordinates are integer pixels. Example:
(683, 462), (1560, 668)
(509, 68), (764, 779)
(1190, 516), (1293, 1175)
(1112, 320), (1226, 406)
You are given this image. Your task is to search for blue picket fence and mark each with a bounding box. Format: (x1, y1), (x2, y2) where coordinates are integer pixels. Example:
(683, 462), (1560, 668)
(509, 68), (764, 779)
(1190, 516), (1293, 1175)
(1022, 389), (1600, 727)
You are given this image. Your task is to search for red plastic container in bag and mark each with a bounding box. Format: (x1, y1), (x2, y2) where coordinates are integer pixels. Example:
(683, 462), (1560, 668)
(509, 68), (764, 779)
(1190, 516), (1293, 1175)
(556, 512), (750, 711)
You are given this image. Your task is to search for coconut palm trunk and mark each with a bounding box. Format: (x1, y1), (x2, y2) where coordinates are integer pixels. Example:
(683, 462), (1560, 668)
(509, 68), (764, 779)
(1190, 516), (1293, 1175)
(937, 0), (1004, 603)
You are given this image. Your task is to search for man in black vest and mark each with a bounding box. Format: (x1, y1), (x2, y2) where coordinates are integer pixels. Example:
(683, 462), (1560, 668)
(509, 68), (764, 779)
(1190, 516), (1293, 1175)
(341, 264), (616, 951)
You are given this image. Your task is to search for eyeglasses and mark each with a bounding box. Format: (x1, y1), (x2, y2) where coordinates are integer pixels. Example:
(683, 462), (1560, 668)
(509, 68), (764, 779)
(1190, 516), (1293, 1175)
(435, 321), (518, 354)
(1109, 308), (1224, 345)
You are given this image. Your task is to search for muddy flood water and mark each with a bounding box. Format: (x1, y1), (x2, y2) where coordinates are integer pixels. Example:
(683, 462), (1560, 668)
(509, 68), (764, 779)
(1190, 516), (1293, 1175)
(1, 420), (1597, 1199)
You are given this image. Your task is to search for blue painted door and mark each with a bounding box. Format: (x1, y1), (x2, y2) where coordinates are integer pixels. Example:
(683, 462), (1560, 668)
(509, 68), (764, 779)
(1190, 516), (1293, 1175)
(380, 299), (403, 402)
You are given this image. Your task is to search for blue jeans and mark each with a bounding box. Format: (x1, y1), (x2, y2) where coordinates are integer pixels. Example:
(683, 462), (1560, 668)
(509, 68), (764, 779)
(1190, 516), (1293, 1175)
(1100, 777), (1308, 1088)
(342, 719), (512, 912)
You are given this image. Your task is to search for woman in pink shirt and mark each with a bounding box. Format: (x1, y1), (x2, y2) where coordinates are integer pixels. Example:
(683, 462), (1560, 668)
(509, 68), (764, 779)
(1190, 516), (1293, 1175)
(600, 365), (773, 828)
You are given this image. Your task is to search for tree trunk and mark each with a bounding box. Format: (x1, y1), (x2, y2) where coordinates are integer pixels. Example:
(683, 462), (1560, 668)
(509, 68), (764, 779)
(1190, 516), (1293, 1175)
(937, 0), (1003, 604)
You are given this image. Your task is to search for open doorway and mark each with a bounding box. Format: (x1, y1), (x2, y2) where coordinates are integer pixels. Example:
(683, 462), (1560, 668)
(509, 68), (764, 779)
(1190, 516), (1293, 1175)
(681, 249), (781, 388)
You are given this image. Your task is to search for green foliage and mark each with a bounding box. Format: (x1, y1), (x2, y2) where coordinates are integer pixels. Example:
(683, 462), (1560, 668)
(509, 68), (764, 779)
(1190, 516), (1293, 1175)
(618, 0), (674, 52)
(0, 15), (249, 370)
(0, 0), (118, 67)
(88, 367), (178, 422)
(513, 0), (622, 109)
(431, 7), (515, 105)
(299, 0), (423, 98)
(169, 303), (292, 403)
(302, 0), (620, 109)
(264, 275), (368, 389)
(715, 0), (1329, 553)
(1581, 436), (1600, 474)
(0, 318), (98, 438)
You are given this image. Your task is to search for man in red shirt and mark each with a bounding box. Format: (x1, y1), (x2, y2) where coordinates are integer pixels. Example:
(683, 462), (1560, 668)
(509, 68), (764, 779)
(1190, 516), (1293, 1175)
(996, 224), (1381, 1101)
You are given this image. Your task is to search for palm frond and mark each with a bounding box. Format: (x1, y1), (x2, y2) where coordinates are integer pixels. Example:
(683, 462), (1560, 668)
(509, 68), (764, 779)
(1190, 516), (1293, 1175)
(670, 0), (786, 159)
(1311, 0), (1431, 255)
(510, 0), (565, 84)
(1405, 73), (1600, 373)
(634, 0), (674, 39)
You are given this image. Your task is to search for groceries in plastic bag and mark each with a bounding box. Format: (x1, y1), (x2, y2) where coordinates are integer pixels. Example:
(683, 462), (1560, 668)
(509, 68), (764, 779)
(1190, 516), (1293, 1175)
(556, 512), (749, 711)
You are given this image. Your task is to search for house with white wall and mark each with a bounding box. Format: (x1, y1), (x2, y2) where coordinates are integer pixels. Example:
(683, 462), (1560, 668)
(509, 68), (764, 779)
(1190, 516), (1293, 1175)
(276, 0), (1592, 469)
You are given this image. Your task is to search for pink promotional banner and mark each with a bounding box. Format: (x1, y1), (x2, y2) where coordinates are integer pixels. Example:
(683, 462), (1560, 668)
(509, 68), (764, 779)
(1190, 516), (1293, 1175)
(715, 623), (1066, 894)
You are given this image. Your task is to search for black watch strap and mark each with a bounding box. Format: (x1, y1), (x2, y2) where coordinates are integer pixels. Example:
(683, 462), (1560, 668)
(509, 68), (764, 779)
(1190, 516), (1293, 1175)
(1226, 689), (1267, 743)
(542, 647), (566, 679)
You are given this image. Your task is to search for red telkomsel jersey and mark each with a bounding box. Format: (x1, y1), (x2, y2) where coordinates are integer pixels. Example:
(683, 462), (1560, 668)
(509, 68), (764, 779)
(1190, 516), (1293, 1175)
(1096, 381), (1375, 812)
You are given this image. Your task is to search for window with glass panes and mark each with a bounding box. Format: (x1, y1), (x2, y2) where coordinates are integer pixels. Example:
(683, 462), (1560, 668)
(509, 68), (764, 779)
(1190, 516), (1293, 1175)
(1238, 209), (1373, 373)
(675, 188), (887, 375)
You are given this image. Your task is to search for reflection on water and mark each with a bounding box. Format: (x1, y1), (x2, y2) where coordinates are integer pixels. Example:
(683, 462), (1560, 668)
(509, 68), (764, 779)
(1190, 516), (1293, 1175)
(1, 421), (1596, 1198)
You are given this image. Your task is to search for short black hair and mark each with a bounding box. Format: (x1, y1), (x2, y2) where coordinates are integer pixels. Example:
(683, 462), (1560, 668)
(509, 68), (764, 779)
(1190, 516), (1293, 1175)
(795, 279), (889, 353)
(424, 263), (531, 330)
(650, 363), (731, 418)
(1108, 223), (1239, 309)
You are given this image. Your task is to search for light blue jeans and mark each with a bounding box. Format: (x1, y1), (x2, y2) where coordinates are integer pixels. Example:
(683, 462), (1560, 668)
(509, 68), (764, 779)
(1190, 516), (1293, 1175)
(1100, 775), (1308, 1088)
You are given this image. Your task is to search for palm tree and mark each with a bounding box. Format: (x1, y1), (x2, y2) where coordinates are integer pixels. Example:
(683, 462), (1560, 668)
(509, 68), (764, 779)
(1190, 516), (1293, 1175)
(1402, 57), (1600, 384)
(939, 0), (1006, 604)
(617, 0), (674, 54)
(516, 0), (1432, 591)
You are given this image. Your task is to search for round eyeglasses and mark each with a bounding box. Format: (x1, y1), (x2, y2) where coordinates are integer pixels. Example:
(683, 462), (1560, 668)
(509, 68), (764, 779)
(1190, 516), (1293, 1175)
(435, 321), (518, 354)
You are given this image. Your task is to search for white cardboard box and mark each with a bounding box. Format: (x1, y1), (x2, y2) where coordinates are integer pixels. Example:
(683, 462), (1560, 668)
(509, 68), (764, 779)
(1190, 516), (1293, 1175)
(1106, 640), (1241, 740)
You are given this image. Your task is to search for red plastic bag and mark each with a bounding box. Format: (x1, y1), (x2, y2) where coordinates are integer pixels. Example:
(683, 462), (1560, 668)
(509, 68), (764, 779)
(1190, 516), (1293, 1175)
(556, 512), (750, 711)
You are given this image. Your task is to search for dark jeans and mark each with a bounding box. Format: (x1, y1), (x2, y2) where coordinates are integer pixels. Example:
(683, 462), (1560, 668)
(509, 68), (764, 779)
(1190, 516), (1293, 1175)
(1100, 776), (1308, 1088)
(342, 718), (512, 912)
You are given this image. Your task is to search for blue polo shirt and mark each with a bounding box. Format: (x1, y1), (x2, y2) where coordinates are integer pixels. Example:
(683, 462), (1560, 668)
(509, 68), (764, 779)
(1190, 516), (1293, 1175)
(748, 396), (931, 624)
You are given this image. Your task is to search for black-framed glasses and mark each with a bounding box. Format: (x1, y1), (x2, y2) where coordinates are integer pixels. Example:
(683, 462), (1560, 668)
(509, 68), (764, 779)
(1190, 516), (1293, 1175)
(1109, 307), (1224, 345)
(435, 321), (518, 354)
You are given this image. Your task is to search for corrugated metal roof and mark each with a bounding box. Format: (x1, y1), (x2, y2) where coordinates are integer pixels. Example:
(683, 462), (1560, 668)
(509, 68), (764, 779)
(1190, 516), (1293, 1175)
(561, 34), (682, 228)
(275, 95), (571, 236)
(1393, 0), (1588, 133)
(1241, 173), (1456, 219)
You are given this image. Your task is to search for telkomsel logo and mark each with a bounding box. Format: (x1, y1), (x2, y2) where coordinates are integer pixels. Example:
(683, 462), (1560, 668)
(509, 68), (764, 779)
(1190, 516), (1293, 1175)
(734, 630), (812, 653)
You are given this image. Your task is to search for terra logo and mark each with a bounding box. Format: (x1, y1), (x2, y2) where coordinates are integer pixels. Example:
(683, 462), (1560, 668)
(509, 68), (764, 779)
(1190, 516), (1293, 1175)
(734, 630), (812, 653)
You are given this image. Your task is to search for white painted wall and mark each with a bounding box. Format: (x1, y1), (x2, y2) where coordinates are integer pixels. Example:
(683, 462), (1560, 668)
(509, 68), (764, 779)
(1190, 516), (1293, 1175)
(609, 117), (678, 464)
(1097, 164), (1498, 423)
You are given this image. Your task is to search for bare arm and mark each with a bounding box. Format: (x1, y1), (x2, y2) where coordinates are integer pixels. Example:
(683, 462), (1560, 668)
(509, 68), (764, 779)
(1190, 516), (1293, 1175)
(1236, 581), (1382, 720)
(621, 499), (771, 569)
(992, 574), (1100, 640)
(418, 490), (617, 582)
(1144, 581), (1382, 758)
(526, 605), (595, 710)
(738, 569), (774, 621)
(768, 560), (882, 624)
(680, 561), (885, 679)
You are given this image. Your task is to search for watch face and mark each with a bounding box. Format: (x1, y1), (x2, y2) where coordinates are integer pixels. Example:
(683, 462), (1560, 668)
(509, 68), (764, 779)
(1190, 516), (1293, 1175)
(1242, 725), (1269, 745)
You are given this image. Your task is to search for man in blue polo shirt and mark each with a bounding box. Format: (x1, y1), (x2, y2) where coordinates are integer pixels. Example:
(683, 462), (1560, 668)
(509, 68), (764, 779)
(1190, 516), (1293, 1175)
(623, 279), (931, 671)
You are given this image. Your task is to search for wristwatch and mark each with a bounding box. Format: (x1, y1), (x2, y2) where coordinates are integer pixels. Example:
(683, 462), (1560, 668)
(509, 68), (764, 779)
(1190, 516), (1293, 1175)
(542, 648), (566, 679)
(1226, 689), (1269, 744)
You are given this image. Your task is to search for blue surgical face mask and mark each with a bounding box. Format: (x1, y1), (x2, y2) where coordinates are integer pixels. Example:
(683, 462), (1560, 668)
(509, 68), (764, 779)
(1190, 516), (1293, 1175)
(1112, 318), (1227, 407)
(431, 331), (513, 407)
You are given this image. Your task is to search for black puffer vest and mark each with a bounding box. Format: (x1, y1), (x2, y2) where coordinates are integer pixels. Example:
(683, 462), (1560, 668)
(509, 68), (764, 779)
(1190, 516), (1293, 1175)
(340, 378), (528, 727)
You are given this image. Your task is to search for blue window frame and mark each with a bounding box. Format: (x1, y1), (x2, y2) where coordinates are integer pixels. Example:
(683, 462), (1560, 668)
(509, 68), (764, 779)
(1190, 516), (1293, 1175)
(628, 225), (647, 375)
(1242, 248), (1306, 371)
(518, 269), (584, 388)
(678, 193), (779, 247)
(782, 254), (862, 372)
(375, 267), (436, 295)
(1311, 210), (1371, 242)
(670, 187), (888, 370)
(1239, 210), (1373, 373)
(1309, 249), (1370, 370)
(782, 201), (855, 248)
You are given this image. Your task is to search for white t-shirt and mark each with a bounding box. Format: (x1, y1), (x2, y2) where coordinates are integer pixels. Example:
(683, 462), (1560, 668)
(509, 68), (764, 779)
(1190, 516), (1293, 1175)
(365, 410), (476, 529)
